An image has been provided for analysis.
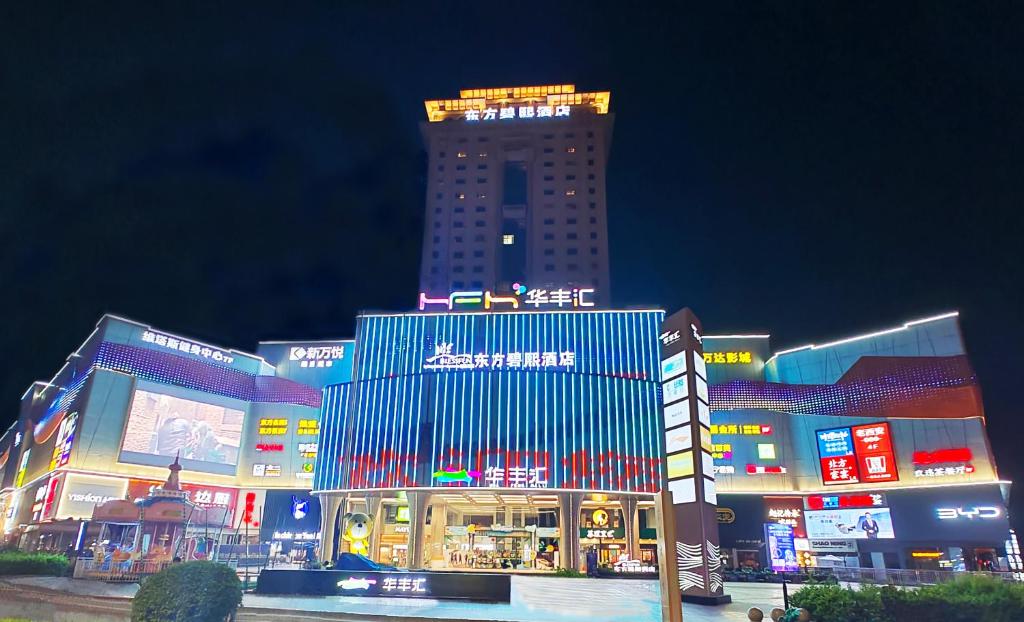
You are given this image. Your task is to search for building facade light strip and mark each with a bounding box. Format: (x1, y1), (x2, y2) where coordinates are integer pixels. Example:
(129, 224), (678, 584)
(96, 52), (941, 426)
(720, 478), (1009, 496)
(767, 311), (960, 364)
(703, 335), (771, 339)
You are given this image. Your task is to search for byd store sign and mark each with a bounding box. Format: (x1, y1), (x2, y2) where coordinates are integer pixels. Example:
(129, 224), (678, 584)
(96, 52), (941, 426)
(936, 506), (1002, 520)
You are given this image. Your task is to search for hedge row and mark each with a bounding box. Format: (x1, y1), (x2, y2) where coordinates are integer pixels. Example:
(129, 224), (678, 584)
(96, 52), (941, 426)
(791, 574), (1024, 622)
(131, 561), (242, 622)
(0, 551), (69, 576)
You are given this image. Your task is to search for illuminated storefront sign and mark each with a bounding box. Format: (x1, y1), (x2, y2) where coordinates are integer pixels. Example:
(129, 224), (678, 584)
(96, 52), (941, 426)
(713, 465), (735, 475)
(465, 104), (570, 121)
(915, 465), (974, 478)
(746, 465), (786, 474)
(816, 425), (899, 486)
(702, 351), (753, 364)
(807, 539), (857, 553)
(483, 466), (547, 488)
(256, 443), (284, 452)
(49, 412), (78, 470)
(289, 345), (345, 368)
(912, 448), (974, 478)
(297, 419), (319, 436)
(433, 468), (480, 484)
(710, 424), (772, 436)
(298, 443), (318, 458)
(710, 443), (732, 460)
(851, 423), (898, 483)
(128, 480), (236, 509)
(584, 528), (619, 539)
(57, 475), (128, 520)
(273, 530), (320, 541)
(258, 419), (288, 435)
(141, 330), (235, 364)
(936, 506), (1002, 520)
(423, 342), (575, 371)
(805, 493), (886, 510)
(766, 497), (806, 538)
(252, 464), (282, 477)
(418, 285), (595, 312)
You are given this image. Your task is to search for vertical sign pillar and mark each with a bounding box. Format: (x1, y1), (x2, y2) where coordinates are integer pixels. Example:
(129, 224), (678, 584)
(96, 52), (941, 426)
(657, 308), (731, 610)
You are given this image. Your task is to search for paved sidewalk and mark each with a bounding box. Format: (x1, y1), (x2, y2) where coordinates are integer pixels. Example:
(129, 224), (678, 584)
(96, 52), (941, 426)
(4, 575), (787, 622)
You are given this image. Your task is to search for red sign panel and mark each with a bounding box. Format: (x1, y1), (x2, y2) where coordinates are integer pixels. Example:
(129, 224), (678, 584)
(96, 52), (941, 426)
(913, 448), (973, 465)
(820, 455), (859, 485)
(851, 423), (899, 483)
(127, 479), (238, 509)
(847, 424), (897, 487)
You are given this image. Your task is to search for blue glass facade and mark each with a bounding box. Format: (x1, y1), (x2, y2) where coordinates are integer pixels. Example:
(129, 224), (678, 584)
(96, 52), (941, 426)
(314, 310), (665, 493)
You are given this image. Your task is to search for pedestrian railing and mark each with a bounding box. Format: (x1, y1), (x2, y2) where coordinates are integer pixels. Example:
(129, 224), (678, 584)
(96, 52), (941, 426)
(772, 567), (1020, 586)
(72, 557), (173, 582)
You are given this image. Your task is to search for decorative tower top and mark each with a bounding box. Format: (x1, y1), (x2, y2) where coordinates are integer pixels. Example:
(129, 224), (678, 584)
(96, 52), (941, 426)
(163, 453), (182, 492)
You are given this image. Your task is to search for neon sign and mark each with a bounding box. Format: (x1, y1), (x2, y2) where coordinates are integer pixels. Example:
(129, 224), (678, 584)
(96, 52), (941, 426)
(423, 342), (575, 371)
(483, 465), (548, 488)
(433, 468), (481, 484)
(338, 577), (377, 590)
(703, 352), (753, 364)
(418, 285), (595, 312)
(913, 448), (973, 465)
(256, 443), (283, 452)
(258, 419), (287, 435)
(141, 330), (235, 364)
(915, 465), (974, 478)
(710, 424), (772, 435)
(746, 465), (786, 474)
(936, 507), (1001, 520)
(465, 104), (570, 121)
(297, 419), (319, 436)
(290, 345), (344, 368)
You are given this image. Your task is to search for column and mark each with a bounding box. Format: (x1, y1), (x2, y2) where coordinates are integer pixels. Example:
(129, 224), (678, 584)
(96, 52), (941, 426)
(406, 491), (432, 569)
(620, 495), (640, 561)
(558, 492), (584, 570)
(365, 494), (383, 563)
(318, 494), (345, 565)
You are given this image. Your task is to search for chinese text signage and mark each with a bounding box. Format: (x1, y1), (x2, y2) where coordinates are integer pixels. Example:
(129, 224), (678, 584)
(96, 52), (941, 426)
(423, 342), (575, 371)
(464, 105), (570, 121)
(418, 286), (595, 312)
(816, 423), (898, 486)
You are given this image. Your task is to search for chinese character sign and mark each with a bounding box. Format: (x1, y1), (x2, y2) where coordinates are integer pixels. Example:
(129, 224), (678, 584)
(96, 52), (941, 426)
(816, 427), (860, 485)
(851, 423), (898, 483)
(140, 330), (235, 364)
(816, 423), (899, 486)
(465, 105), (570, 122)
(423, 342), (575, 372)
(702, 351), (753, 364)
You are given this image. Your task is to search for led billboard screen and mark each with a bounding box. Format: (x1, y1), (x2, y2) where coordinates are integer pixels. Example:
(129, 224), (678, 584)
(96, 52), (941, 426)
(120, 390), (243, 474)
(804, 507), (896, 540)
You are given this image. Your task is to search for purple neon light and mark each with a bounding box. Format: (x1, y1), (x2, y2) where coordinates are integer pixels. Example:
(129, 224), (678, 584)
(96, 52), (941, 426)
(94, 342), (321, 408)
(709, 356), (977, 418)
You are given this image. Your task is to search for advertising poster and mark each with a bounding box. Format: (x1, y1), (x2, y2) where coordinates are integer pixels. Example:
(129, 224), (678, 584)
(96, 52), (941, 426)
(804, 507), (896, 540)
(120, 390), (243, 473)
(764, 523), (798, 572)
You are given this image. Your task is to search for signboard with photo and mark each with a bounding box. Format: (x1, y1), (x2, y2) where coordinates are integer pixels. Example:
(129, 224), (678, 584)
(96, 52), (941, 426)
(804, 507), (896, 540)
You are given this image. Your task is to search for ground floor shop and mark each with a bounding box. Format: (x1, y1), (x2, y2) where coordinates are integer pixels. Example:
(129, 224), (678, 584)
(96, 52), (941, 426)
(715, 484), (1016, 572)
(316, 489), (660, 573)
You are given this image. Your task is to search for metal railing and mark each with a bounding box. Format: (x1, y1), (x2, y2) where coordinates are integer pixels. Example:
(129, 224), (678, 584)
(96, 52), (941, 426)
(72, 557), (173, 582)
(769, 566), (1021, 586)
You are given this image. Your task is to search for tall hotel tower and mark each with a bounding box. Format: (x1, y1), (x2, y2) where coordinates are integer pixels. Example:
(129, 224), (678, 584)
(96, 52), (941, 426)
(420, 85), (613, 306)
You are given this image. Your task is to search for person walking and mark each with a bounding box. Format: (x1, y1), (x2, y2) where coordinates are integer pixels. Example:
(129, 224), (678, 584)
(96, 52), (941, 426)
(585, 547), (599, 577)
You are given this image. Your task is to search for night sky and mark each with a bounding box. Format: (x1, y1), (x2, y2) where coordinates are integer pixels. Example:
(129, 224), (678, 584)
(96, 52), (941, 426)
(3, 4), (1022, 522)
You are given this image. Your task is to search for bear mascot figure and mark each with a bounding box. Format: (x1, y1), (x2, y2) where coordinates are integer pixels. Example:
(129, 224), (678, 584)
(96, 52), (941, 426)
(342, 512), (373, 556)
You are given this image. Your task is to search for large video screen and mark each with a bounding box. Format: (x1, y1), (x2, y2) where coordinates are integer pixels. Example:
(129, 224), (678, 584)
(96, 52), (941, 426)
(121, 390), (243, 472)
(804, 507), (896, 540)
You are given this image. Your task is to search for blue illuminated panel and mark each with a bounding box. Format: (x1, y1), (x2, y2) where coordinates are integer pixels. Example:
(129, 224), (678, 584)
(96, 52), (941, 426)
(315, 310), (665, 493)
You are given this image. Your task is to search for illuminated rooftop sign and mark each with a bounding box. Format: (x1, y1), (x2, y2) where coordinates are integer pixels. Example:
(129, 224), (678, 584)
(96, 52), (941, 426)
(422, 342), (575, 371)
(425, 84), (610, 122)
(418, 285), (595, 312)
(703, 351), (753, 364)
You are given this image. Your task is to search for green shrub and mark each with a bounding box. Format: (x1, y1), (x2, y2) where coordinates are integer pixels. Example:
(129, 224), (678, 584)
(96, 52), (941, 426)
(131, 561), (242, 622)
(0, 551), (69, 576)
(553, 567), (586, 578)
(794, 574), (1024, 622)
(789, 583), (887, 622)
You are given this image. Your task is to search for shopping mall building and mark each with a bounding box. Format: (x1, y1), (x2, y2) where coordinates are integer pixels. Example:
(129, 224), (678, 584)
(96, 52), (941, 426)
(0, 85), (1017, 576)
(310, 308), (1017, 574)
(0, 315), (345, 560)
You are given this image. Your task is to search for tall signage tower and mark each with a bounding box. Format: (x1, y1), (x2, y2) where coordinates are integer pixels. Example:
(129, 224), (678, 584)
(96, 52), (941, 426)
(656, 308), (731, 614)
